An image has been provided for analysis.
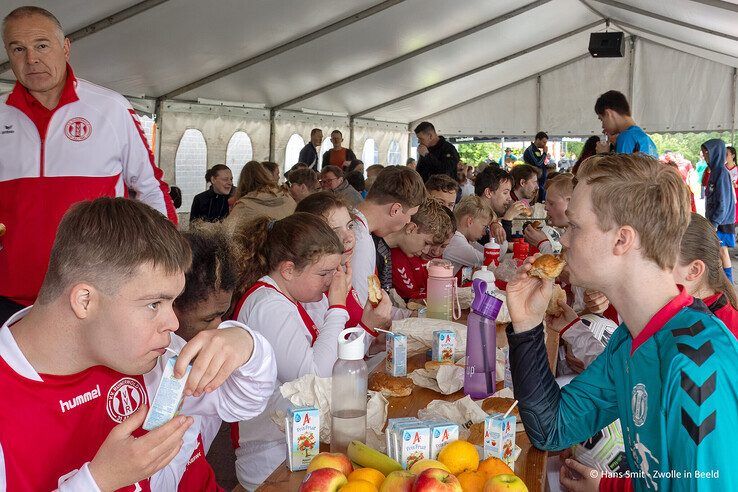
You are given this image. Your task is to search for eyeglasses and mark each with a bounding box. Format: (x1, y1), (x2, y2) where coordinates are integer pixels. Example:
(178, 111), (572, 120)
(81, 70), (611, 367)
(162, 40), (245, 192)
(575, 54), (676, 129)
(319, 177), (339, 185)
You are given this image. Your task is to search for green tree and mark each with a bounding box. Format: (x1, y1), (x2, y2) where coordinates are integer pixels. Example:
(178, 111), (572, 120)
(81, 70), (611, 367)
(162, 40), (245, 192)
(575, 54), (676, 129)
(648, 132), (735, 163)
(457, 142), (502, 166)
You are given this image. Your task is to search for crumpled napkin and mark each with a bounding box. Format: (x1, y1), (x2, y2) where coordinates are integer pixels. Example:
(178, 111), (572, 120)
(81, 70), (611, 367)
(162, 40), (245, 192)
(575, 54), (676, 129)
(409, 363), (465, 395)
(274, 374), (388, 447)
(390, 318), (467, 356)
(416, 395), (489, 440)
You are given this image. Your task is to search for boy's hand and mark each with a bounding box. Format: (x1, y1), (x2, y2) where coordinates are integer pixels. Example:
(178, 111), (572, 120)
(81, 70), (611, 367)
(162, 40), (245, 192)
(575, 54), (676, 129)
(328, 260), (352, 307)
(506, 255), (552, 333)
(361, 289), (392, 331)
(584, 290), (610, 315)
(559, 458), (601, 492)
(546, 300), (578, 333)
(89, 405), (193, 492)
(502, 201), (529, 221)
(523, 224), (547, 247)
(490, 221), (506, 245)
(175, 326), (255, 397)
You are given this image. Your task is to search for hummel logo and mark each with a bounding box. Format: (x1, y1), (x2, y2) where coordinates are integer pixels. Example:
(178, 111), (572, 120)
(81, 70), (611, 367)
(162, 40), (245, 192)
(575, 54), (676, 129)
(59, 384), (101, 413)
(1, 124), (13, 135)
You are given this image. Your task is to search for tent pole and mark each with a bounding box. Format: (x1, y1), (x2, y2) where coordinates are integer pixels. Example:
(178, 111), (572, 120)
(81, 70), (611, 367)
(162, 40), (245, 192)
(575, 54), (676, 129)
(730, 67), (738, 147)
(628, 37), (636, 104)
(407, 124), (413, 164)
(269, 109), (276, 162)
(536, 75), (542, 131)
(349, 116), (356, 153)
(154, 98), (164, 168)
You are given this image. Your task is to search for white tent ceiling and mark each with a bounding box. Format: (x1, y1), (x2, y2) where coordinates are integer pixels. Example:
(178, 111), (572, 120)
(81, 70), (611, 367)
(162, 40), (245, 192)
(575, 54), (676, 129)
(1, 0), (738, 137)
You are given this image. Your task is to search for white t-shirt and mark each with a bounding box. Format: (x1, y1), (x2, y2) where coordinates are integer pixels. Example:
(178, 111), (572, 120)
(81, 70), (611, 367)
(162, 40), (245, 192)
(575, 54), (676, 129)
(443, 231), (485, 275)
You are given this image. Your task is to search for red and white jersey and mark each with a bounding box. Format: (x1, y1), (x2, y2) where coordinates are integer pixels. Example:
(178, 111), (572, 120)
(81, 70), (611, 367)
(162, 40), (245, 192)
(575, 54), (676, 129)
(0, 308), (277, 492)
(391, 248), (428, 300)
(0, 66), (177, 307)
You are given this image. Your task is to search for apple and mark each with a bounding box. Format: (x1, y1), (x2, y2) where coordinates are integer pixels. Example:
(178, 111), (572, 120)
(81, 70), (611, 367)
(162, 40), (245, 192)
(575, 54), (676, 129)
(380, 470), (416, 492)
(483, 474), (528, 492)
(299, 467), (348, 492)
(412, 468), (462, 492)
(306, 452), (354, 477)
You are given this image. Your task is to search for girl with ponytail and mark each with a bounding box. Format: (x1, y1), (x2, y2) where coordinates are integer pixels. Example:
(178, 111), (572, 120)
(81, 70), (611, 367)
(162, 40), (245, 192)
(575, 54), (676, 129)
(673, 213), (738, 337)
(230, 212), (352, 489)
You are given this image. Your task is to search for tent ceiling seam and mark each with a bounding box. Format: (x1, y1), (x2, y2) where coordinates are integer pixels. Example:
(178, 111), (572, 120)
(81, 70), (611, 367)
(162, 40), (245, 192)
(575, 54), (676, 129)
(156, 0), (406, 101)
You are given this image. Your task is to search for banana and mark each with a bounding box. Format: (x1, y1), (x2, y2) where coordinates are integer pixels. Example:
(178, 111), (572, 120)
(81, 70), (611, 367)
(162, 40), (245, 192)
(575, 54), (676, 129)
(347, 440), (403, 476)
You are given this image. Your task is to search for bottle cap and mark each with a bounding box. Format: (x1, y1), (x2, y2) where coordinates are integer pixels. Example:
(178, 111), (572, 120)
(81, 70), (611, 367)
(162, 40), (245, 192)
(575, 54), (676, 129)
(338, 327), (366, 360)
(426, 258), (454, 278)
(471, 279), (503, 319)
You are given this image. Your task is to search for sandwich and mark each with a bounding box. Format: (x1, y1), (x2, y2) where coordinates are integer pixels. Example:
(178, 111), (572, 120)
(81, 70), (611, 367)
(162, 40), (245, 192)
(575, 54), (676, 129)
(368, 274), (383, 307)
(528, 254), (566, 280)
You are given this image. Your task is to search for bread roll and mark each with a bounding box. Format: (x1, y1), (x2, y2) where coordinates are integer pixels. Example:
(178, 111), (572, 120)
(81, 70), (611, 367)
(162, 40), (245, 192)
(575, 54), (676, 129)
(0, 223), (5, 237)
(368, 274), (383, 307)
(528, 254), (566, 280)
(546, 284), (567, 317)
(368, 372), (413, 397)
(482, 397), (520, 418)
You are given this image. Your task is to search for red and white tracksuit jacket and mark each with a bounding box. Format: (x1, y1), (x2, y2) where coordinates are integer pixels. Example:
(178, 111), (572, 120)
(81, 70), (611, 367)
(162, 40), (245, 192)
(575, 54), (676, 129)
(0, 308), (277, 491)
(0, 66), (177, 306)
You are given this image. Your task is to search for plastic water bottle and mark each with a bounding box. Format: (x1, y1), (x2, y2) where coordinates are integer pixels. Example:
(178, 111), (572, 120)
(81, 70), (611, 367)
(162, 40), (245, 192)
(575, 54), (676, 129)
(464, 279), (503, 399)
(426, 259), (460, 321)
(330, 328), (367, 454)
(483, 238), (501, 267)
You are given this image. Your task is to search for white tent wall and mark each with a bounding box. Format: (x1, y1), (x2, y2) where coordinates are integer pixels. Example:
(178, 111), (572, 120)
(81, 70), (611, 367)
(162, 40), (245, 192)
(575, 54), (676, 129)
(272, 111), (350, 171)
(422, 79), (538, 137)
(540, 46), (630, 136)
(352, 120), (409, 167)
(633, 39), (734, 133)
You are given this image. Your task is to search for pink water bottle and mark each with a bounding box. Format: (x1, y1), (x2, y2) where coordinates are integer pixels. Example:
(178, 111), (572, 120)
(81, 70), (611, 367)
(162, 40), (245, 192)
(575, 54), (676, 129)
(426, 259), (461, 321)
(464, 279), (503, 399)
(483, 238), (501, 267)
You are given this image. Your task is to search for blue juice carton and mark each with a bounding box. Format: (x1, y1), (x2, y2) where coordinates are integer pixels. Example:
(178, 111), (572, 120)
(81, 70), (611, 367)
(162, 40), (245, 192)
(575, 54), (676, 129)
(285, 406), (320, 471)
(385, 417), (419, 461)
(386, 333), (407, 377)
(396, 423), (431, 469)
(143, 356), (191, 431)
(432, 330), (456, 362)
(484, 413), (516, 467)
(429, 421), (459, 459)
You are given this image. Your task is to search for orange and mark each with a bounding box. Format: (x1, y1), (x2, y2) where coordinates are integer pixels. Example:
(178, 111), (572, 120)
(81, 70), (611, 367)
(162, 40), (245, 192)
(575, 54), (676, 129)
(477, 456), (514, 478)
(348, 468), (385, 488)
(457, 470), (487, 492)
(437, 440), (480, 475)
(340, 479), (379, 492)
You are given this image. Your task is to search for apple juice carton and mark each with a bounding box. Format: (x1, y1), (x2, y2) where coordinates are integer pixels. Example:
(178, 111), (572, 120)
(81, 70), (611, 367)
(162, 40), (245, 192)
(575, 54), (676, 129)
(484, 413), (516, 467)
(428, 421), (459, 459)
(386, 333), (407, 377)
(385, 417), (419, 461)
(397, 423), (431, 469)
(285, 406), (320, 471)
(391, 420), (426, 463)
(432, 330), (456, 362)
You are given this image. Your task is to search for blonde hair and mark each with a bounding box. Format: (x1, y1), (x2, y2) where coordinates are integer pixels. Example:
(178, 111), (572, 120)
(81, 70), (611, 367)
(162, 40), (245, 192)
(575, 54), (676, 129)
(576, 154), (690, 270)
(678, 213), (738, 309)
(545, 173), (574, 197)
(412, 198), (455, 244)
(453, 195), (494, 223)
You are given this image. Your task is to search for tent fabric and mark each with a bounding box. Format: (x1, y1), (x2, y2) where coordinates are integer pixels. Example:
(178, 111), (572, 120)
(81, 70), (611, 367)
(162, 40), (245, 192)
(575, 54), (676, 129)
(2, 0), (738, 148)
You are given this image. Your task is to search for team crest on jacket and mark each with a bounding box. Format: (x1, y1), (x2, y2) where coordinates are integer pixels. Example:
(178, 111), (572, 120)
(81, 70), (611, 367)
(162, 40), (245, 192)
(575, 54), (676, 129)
(106, 377), (147, 423)
(631, 383), (648, 427)
(64, 117), (92, 141)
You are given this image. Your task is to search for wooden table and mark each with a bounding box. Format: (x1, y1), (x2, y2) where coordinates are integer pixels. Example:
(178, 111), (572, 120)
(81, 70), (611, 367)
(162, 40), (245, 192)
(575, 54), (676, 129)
(258, 324), (560, 492)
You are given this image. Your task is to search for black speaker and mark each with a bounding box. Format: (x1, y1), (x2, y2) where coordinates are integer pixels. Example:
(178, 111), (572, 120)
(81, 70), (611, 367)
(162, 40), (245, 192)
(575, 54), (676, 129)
(589, 32), (625, 58)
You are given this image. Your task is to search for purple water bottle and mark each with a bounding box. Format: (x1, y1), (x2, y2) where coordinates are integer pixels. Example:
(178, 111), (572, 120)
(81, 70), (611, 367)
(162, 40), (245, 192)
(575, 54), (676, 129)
(464, 278), (503, 399)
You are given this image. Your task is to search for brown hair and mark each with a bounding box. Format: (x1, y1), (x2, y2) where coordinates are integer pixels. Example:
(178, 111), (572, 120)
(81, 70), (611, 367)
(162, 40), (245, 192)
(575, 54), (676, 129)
(37, 198), (192, 304)
(261, 161), (280, 178)
(545, 173), (575, 196)
(425, 174), (460, 194)
(453, 195), (494, 223)
(577, 154), (690, 270)
(678, 213), (738, 309)
(510, 164), (540, 188)
(205, 164), (231, 184)
(366, 166), (426, 210)
(175, 221), (239, 313)
(234, 160), (279, 199)
(295, 191), (350, 218)
(233, 213), (343, 293)
(287, 168), (319, 188)
(321, 165), (344, 178)
(412, 198), (455, 244)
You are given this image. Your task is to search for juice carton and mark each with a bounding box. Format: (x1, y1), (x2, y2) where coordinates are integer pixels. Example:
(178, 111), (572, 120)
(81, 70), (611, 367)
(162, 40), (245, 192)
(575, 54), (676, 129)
(484, 413), (516, 467)
(397, 424), (431, 469)
(386, 333), (407, 377)
(432, 330), (456, 362)
(428, 421), (459, 459)
(143, 356), (191, 431)
(385, 417), (419, 461)
(285, 406), (320, 471)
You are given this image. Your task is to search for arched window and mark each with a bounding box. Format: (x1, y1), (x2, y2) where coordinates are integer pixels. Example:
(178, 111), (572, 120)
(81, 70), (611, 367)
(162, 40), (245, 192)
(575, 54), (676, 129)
(137, 114), (156, 150)
(362, 138), (378, 166)
(225, 131), (253, 182)
(321, 137), (332, 158)
(285, 133), (305, 169)
(174, 129), (208, 212)
(387, 139), (401, 166)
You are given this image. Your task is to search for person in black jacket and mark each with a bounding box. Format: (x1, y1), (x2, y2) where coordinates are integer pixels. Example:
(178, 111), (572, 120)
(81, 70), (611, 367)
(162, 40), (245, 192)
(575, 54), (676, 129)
(189, 164), (233, 223)
(523, 131), (548, 200)
(414, 121), (460, 182)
